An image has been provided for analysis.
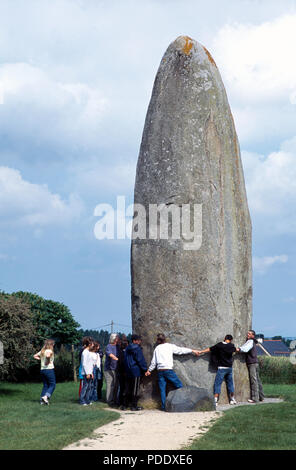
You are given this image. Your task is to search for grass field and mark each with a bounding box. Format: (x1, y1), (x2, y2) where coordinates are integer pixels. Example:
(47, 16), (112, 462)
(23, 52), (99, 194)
(186, 384), (296, 450)
(0, 381), (119, 450)
(1, 381), (295, 450)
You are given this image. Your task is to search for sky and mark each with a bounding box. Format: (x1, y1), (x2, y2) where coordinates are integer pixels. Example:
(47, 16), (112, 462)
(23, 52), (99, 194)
(0, 0), (296, 337)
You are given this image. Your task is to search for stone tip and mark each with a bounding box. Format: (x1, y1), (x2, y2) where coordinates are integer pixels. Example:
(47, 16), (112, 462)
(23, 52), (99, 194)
(171, 36), (217, 68)
(175, 35), (195, 55)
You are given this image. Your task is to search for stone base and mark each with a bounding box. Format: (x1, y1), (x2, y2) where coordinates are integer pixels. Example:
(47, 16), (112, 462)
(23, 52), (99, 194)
(137, 355), (251, 408)
(165, 386), (215, 412)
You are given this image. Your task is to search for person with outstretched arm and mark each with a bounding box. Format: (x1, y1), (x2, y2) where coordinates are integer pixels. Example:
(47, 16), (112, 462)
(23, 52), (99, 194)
(197, 334), (237, 406)
(237, 329), (264, 403)
(145, 333), (199, 411)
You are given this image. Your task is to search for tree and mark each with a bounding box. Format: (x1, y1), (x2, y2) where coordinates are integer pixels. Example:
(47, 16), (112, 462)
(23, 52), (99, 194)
(11, 291), (81, 347)
(0, 294), (36, 380)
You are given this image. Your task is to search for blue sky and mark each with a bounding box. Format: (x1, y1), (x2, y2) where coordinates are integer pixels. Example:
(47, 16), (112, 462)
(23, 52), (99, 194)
(0, 0), (296, 336)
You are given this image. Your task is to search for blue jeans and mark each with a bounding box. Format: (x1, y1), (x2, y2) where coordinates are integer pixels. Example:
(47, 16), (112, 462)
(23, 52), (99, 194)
(90, 366), (102, 402)
(214, 368), (234, 395)
(40, 369), (56, 400)
(157, 370), (183, 410)
(79, 375), (94, 405)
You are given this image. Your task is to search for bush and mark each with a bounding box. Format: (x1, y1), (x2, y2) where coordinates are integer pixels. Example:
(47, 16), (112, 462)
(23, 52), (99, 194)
(11, 345), (80, 383)
(54, 346), (79, 382)
(0, 295), (36, 381)
(259, 356), (296, 384)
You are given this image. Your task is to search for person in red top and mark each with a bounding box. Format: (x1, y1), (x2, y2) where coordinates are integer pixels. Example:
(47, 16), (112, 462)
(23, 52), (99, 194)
(197, 334), (237, 406)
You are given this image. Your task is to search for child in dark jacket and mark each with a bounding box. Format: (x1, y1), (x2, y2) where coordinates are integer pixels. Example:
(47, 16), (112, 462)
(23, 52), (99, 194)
(124, 334), (147, 410)
(118, 336), (129, 409)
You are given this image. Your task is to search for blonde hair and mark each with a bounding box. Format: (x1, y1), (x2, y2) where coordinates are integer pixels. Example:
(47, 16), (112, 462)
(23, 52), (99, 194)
(41, 339), (55, 357)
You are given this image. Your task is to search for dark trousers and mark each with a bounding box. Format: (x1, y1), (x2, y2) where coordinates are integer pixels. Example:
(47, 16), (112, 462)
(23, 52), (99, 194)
(91, 366), (102, 402)
(118, 372), (127, 406)
(97, 378), (103, 400)
(124, 376), (141, 408)
(40, 369), (56, 400)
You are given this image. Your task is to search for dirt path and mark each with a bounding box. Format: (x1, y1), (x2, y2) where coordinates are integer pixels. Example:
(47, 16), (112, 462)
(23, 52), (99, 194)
(64, 408), (221, 450)
(64, 398), (282, 451)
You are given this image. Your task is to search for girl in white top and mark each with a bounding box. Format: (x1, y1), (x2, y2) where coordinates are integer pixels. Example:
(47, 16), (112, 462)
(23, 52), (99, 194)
(34, 339), (56, 405)
(89, 341), (102, 402)
(79, 340), (96, 405)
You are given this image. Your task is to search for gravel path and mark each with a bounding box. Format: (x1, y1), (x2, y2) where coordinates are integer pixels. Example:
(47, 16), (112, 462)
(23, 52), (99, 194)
(64, 398), (282, 451)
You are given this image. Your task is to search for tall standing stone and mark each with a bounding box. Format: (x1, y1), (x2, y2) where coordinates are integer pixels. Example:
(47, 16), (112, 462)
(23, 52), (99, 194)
(131, 36), (252, 406)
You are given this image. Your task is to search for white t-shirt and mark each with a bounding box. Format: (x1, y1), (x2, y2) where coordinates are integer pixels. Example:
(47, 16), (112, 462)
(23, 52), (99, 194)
(81, 349), (97, 375)
(148, 343), (193, 371)
(95, 352), (101, 370)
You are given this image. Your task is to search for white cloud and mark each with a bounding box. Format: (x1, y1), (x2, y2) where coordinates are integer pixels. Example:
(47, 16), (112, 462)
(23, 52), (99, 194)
(0, 63), (108, 154)
(232, 104), (296, 146)
(0, 166), (83, 227)
(242, 135), (296, 232)
(71, 158), (136, 195)
(253, 254), (288, 274)
(213, 14), (296, 103)
(212, 14), (296, 146)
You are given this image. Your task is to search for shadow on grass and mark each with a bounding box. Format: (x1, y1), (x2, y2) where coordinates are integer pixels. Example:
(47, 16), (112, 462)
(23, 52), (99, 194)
(0, 387), (20, 396)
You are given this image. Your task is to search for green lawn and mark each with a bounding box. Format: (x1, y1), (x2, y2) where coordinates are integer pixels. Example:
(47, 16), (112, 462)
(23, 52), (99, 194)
(186, 384), (296, 450)
(0, 381), (119, 450)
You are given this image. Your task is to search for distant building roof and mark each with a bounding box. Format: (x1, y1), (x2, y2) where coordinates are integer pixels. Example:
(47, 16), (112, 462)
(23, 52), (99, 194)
(256, 340), (290, 357)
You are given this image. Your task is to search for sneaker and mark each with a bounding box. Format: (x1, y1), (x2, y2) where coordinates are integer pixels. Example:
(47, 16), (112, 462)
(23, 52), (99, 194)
(247, 399), (257, 403)
(130, 406), (143, 411)
(229, 398), (237, 405)
(41, 395), (49, 405)
(81, 403), (88, 406)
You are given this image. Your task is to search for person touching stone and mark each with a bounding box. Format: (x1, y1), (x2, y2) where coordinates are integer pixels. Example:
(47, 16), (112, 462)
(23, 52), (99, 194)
(145, 333), (199, 410)
(237, 330), (264, 404)
(197, 335), (237, 406)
